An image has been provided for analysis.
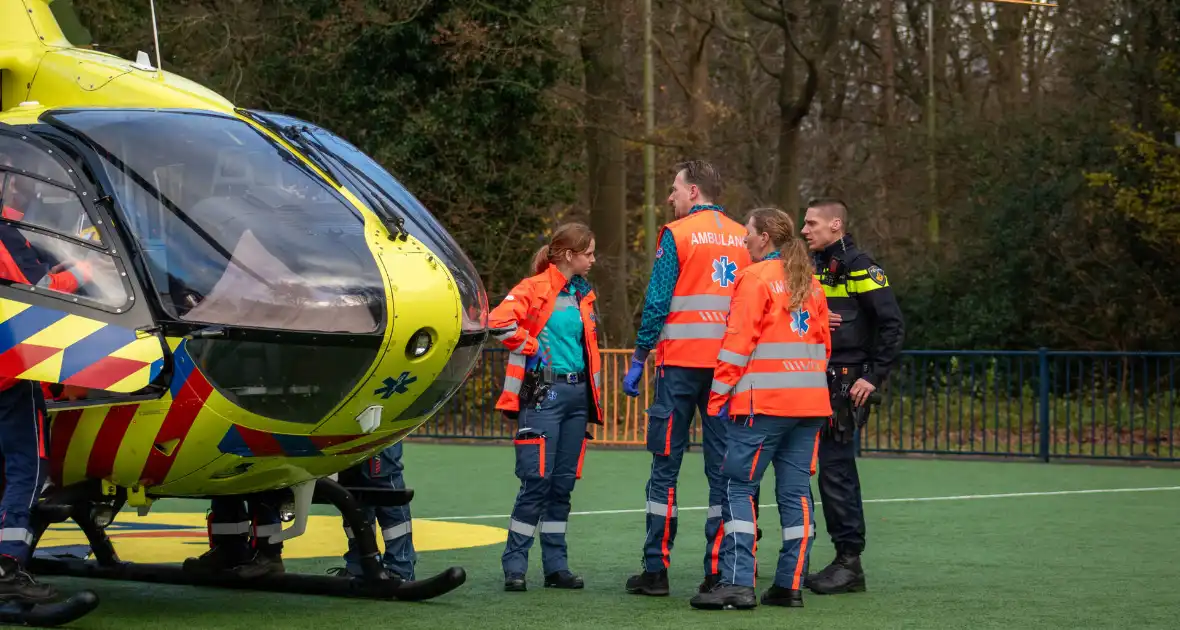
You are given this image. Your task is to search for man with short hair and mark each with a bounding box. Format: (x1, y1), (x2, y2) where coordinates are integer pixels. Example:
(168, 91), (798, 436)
(799, 197), (904, 595)
(622, 160), (752, 596)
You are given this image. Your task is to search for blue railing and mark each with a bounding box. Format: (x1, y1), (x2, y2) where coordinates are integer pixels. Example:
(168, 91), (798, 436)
(415, 349), (1180, 463)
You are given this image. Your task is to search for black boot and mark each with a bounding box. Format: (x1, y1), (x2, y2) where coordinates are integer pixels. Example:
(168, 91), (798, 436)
(232, 549), (285, 579)
(689, 583), (757, 610)
(698, 572), (720, 593)
(182, 545), (240, 575)
(625, 569), (669, 596)
(504, 573), (527, 592)
(544, 570), (584, 589)
(761, 584), (804, 607)
(807, 552), (865, 594)
(0, 557), (57, 603)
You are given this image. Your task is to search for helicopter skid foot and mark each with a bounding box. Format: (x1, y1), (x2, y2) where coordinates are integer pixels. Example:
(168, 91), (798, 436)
(27, 558), (465, 602)
(0, 590), (99, 627)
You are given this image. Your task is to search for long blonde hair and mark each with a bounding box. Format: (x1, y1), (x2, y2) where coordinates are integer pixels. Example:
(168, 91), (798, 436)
(747, 208), (813, 312)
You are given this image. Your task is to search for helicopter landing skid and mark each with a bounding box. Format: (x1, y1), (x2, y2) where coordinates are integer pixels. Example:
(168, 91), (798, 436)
(26, 477), (466, 602)
(26, 558), (466, 602)
(0, 591), (99, 628)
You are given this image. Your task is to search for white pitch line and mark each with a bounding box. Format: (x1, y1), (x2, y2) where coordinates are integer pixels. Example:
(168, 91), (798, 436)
(418, 485), (1180, 522)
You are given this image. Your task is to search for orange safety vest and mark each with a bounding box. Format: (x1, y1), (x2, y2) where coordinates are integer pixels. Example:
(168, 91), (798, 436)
(707, 258), (833, 418)
(655, 208), (752, 368)
(489, 265), (603, 423)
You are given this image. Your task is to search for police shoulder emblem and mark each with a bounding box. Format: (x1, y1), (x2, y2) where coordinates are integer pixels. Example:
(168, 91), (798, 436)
(867, 265), (887, 286)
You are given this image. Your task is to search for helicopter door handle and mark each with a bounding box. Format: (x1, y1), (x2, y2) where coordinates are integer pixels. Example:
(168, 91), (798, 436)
(186, 325), (227, 339)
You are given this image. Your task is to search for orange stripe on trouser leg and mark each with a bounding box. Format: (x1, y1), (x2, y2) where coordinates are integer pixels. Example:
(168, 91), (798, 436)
(791, 497), (811, 590)
(749, 496), (758, 583)
(36, 409), (46, 459)
(575, 436), (587, 479)
(538, 438), (546, 477)
(709, 522), (724, 574)
(664, 412), (673, 456)
(749, 443), (762, 481)
(810, 428), (821, 475)
(660, 487), (674, 569)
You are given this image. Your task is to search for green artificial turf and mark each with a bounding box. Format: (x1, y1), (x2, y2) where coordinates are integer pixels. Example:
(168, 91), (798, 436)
(43, 443), (1180, 629)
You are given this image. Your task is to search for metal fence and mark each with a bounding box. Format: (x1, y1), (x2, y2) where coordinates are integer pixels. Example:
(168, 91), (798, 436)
(414, 349), (1180, 463)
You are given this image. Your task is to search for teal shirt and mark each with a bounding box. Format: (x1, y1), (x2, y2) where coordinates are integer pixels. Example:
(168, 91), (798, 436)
(538, 285), (586, 374)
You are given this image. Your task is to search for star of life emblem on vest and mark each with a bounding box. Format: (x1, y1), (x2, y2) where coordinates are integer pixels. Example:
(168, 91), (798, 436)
(711, 256), (737, 288)
(790, 309), (810, 337)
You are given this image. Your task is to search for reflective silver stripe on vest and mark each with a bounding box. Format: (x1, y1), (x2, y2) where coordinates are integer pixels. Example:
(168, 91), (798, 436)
(718, 349), (748, 367)
(751, 342), (827, 360)
(646, 501), (678, 518)
(539, 521), (567, 534)
(503, 352), (527, 395)
(493, 324), (518, 341)
(508, 519), (536, 537)
(343, 526), (355, 539)
(555, 294), (578, 310)
(593, 371), (601, 390)
(734, 371), (828, 392)
(782, 524), (816, 541)
(707, 505), (722, 519)
(724, 519), (758, 535)
(711, 379), (733, 396)
(210, 522), (251, 536)
(659, 322), (726, 341)
(383, 522), (412, 541)
(670, 294), (732, 312)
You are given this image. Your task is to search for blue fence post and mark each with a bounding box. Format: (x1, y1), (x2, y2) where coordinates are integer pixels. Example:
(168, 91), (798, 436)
(1038, 347), (1050, 462)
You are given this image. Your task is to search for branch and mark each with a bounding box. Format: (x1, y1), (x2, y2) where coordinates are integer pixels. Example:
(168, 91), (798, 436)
(742, 0), (789, 27)
(651, 35), (693, 98)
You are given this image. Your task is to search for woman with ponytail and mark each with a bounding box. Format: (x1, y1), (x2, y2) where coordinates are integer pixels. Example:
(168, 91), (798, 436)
(690, 208), (833, 611)
(488, 222), (603, 592)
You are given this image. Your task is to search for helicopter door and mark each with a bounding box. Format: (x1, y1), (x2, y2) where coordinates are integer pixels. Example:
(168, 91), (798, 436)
(0, 123), (170, 408)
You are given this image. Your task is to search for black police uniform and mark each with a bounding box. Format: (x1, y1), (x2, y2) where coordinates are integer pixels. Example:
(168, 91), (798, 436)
(805, 233), (904, 595)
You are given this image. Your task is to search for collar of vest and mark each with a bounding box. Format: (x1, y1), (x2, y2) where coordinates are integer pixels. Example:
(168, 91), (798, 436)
(540, 265), (593, 300)
(689, 203), (723, 215)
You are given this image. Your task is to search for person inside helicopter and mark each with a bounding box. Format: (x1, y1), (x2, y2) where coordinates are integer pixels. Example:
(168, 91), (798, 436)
(0, 151), (102, 603)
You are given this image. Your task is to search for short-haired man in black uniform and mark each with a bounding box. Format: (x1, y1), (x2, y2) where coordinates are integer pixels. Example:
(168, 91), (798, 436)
(799, 198), (904, 594)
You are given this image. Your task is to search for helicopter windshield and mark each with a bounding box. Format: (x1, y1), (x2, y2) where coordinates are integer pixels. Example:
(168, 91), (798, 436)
(44, 109), (386, 335)
(240, 111), (490, 334)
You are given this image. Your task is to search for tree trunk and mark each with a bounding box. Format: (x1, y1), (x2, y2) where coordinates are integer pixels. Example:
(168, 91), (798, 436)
(685, 0), (712, 156)
(879, 0), (896, 217)
(580, 0), (630, 347)
(776, 40), (799, 216)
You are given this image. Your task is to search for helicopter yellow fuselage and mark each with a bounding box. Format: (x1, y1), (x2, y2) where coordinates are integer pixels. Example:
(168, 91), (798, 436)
(0, 0), (475, 498)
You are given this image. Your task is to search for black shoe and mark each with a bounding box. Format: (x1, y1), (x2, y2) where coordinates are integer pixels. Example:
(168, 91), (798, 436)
(625, 569), (669, 596)
(0, 557), (57, 603)
(807, 553), (865, 594)
(698, 572), (720, 593)
(761, 584), (804, 607)
(182, 546), (241, 575)
(544, 570), (584, 589)
(689, 583), (757, 610)
(504, 574), (527, 592)
(231, 550), (285, 580)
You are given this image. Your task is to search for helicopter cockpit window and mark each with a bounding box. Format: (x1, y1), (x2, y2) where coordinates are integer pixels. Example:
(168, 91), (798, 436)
(46, 109), (387, 335)
(0, 159), (126, 308)
(241, 111), (490, 335)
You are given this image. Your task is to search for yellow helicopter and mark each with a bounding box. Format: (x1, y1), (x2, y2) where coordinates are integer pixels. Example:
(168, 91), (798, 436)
(0, 0), (488, 611)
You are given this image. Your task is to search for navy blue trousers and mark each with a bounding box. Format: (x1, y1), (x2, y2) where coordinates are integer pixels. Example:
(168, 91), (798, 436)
(501, 381), (590, 578)
(0, 381), (47, 567)
(208, 492), (284, 560)
(341, 441), (416, 580)
(641, 366), (728, 576)
(717, 415), (823, 588)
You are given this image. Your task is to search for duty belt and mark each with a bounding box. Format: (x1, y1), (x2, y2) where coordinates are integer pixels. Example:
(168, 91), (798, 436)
(540, 369), (588, 385)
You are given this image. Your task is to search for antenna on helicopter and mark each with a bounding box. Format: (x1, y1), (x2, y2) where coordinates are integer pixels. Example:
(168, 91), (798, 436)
(149, 0), (163, 77)
(130, 0), (164, 76)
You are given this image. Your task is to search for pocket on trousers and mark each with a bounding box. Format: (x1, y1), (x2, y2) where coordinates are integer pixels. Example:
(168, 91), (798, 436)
(576, 431), (593, 480)
(644, 405), (673, 456)
(513, 431), (547, 480)
(721, 426), (767, 483)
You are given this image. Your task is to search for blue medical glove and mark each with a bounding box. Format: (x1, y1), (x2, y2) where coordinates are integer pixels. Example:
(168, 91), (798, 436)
(718, 402), (731, 422)
(526, 354), (541, 372)
(622, 355), (645, 398)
